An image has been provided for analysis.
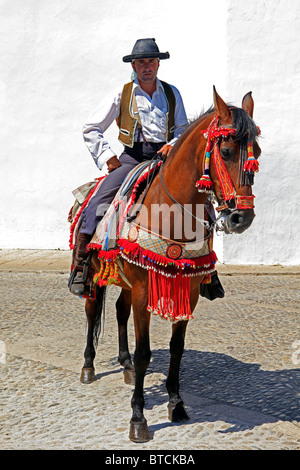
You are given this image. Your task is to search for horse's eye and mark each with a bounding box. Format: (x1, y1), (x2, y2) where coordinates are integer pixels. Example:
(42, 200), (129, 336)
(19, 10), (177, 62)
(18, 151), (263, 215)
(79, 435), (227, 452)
(220, 148), (233, 160)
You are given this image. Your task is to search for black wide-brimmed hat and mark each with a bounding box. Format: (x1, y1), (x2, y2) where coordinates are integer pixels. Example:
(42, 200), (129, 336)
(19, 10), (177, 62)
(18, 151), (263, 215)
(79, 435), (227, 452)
(122, 38), (170, 63)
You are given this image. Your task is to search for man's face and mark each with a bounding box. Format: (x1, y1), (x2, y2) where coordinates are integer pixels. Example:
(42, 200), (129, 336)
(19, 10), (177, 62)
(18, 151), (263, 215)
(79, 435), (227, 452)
(132, 58), (160, 84)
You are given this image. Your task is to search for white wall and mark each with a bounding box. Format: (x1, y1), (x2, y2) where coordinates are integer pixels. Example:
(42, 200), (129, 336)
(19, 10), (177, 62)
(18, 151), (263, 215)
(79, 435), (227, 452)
(1, 0), (299, 265)
(0, 0), (226, 251)
(222, 0), (300, 265)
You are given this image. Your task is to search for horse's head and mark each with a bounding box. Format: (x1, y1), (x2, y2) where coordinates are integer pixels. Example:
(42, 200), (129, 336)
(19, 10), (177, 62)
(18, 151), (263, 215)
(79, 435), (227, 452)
(197, 87), (261, 234)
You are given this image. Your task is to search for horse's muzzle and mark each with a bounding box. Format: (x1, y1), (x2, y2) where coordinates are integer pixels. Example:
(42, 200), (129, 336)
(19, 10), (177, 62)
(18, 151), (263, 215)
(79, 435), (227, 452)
(223, 209), (255, 234)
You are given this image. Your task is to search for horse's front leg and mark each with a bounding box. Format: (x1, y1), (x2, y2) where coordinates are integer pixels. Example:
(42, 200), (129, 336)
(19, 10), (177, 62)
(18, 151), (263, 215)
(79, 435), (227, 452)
(116, 288), (135, 385)
(166, 320), (190, 422)
(166, 285), (199, 421)
(129, 285), (152, 443)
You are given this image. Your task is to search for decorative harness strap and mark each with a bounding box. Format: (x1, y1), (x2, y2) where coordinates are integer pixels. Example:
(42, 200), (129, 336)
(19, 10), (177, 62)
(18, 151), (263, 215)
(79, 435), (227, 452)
(196, 116), (260, 210)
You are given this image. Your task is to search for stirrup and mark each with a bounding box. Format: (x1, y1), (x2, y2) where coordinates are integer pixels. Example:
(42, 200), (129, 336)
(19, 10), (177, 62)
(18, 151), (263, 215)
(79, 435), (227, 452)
(69, 273), (86, 296)
(68, 253), (92, 296)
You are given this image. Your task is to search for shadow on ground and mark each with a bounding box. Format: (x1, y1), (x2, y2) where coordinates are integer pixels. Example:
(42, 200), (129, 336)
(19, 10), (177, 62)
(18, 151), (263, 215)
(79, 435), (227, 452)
(137, 349), (300, 433)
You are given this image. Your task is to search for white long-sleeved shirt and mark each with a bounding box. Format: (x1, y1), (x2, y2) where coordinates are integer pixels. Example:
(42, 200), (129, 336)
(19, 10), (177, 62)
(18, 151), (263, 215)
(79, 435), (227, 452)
(83, 78), (188, 171)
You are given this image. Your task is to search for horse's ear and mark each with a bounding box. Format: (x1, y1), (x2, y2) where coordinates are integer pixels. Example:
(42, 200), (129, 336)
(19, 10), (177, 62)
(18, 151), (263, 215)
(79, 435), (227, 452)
(242, 91), (254, 118)
(213, 86), (231, 123)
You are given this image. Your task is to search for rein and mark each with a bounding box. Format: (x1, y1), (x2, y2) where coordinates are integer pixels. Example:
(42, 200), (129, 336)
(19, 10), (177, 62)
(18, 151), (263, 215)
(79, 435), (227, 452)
(158, 165), (212, 231)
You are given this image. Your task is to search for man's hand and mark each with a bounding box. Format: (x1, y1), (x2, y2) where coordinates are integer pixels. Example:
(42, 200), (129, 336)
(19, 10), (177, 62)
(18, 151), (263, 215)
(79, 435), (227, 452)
(107, 156), (122, 173)
(157, 144), (172, 158)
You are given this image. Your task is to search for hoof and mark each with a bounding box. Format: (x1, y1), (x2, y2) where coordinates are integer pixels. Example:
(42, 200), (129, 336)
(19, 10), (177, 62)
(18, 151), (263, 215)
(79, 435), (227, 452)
(123, 369), (135, 385)
(168, 402), (190, 422)
(129, 420), (152, 443)
(80, 367), (95, 384)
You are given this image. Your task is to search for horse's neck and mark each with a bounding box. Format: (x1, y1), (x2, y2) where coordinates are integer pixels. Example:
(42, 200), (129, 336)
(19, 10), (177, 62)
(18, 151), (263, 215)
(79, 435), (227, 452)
(160, 114), (212, 206)
(138, 115), (212, 241)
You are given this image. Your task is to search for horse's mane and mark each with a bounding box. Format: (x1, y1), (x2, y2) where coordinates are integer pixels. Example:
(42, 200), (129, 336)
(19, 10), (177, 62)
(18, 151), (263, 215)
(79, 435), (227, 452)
(168, 103), (259, 188)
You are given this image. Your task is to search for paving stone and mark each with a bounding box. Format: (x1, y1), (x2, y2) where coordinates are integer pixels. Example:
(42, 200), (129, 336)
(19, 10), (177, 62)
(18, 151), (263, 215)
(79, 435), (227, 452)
(0, 250), (299, 450)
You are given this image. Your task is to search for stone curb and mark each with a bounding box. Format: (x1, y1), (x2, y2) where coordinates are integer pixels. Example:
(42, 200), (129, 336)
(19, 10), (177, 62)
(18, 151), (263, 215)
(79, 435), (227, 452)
(0, 249), (299, 274)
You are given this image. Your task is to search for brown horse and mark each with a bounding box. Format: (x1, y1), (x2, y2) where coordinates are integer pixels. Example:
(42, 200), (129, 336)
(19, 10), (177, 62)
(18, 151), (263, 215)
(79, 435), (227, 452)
(79, 87), (261, 442)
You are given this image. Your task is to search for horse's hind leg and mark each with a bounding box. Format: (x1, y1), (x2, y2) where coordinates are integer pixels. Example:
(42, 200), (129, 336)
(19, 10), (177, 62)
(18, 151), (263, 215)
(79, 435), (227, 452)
(166, 321), (190, 422)
(116, 288), (135, 385)
(129, 287), (152, 443)
(80, 285), (106, 384)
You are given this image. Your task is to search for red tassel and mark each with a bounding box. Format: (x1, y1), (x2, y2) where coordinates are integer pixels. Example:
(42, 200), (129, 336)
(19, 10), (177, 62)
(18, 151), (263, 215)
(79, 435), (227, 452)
(243, 158), (259, 173)
(196, 175), (213, 192)
(147, 270), (193, 322)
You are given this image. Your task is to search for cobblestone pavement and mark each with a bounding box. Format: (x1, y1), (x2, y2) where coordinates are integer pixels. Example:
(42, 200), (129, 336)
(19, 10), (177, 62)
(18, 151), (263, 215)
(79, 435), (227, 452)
(0, 250), (299, 450)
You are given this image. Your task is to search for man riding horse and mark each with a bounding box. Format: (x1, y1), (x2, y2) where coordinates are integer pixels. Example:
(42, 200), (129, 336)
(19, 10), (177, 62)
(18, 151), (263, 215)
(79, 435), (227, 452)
(69, 38), (224, 300)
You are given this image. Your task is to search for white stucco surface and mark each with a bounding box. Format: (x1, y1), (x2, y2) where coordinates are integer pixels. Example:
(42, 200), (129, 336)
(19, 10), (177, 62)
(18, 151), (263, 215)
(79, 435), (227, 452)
(0, 0), (226, 252)
(221, 0), (300, 265)
(0, 0), (299, 265)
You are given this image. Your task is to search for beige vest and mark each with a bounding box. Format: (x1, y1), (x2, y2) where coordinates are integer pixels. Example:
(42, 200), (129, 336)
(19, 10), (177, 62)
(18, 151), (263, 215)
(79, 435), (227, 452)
(116, 80), (176, 148)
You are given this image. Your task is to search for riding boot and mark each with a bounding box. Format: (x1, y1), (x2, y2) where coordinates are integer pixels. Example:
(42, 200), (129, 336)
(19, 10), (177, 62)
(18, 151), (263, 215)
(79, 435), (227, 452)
(68, 233), (92, 296)
(200, 271), (225, 301)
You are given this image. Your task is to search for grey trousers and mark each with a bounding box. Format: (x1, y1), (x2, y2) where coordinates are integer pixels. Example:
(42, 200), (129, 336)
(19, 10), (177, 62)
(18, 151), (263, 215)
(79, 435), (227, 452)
(80, 142), (164, 236)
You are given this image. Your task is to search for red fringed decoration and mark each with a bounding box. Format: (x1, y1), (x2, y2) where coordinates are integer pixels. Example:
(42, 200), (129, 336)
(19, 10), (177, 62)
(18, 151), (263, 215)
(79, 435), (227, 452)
(117, 237), (217, 322)
(196, 151), (213, 193)
(196, 174), (213, 192)
(201, 120), (236, 142)
(117, 238), (217, 276)
(89, 237), (217, 321)
(243, 143), (259, 173)
(147, 270), (192, 322)
(243, 158), (259, 173)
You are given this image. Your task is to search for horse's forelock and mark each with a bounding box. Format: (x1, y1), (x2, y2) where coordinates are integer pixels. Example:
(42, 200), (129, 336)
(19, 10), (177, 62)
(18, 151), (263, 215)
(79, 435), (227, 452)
(230, 106), (259, 142)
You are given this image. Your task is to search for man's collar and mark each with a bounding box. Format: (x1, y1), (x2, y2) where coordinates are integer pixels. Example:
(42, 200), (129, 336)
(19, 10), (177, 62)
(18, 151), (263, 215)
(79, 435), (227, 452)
(133, 77), (163, 92)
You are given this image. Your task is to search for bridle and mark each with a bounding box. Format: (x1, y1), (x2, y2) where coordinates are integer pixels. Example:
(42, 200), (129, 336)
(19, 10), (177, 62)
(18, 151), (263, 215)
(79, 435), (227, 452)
(157, 113), (260, 232)
(195, 115), (260, 212)
(130, 113), (260, 235)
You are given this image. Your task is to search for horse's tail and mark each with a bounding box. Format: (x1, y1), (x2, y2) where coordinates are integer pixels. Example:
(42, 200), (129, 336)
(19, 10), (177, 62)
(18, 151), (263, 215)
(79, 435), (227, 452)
(93, 285), (107, 348)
